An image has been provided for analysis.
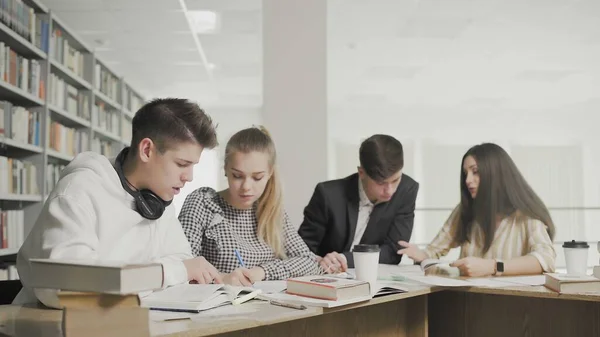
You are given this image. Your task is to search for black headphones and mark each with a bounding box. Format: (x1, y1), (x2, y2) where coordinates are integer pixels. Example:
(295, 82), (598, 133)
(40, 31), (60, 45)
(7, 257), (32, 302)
(114, 147), (171, 220)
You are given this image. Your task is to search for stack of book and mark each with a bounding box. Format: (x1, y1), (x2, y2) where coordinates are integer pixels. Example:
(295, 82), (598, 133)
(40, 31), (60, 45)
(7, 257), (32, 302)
(29, 258), (164, 337)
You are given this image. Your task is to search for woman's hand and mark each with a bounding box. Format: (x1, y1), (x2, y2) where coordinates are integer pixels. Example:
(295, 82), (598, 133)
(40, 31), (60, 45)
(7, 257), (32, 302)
(222, 268), (253, 286)
(450, 257), (495, 277)
(397, 241), (428, 263)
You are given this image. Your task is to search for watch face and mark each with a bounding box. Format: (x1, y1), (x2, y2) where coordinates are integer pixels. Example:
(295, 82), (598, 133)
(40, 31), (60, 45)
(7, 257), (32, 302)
(497, 262), (504, 272)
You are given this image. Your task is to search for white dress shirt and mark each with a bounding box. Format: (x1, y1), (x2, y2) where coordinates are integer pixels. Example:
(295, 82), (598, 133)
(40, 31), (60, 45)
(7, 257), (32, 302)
(351, 179), (374, 249)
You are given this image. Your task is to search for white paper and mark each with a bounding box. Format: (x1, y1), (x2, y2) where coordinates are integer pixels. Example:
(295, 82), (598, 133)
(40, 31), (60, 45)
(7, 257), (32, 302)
(140, 284), (222, 302)
(253, 280), (287, 294)
(258, 292), (371, 308)
(149, 311), (196, 321)
(495, 275), (546, 286)
(466, 278), (524, 288)
(402, 274), (473, 287)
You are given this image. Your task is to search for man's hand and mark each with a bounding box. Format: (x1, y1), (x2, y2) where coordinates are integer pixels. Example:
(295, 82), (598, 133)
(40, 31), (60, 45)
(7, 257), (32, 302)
(319, 252), (348, 273)
(450, 257), (495, 277)
(183, 257), (223, 284)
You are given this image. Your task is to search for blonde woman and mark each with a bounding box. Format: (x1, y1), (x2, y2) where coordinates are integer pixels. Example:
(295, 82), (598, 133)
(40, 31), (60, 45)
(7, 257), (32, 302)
(179, 126), (321, 286)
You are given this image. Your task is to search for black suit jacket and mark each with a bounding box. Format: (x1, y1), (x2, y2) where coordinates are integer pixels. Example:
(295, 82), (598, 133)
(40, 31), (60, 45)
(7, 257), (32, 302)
(298, 173), (419, 267)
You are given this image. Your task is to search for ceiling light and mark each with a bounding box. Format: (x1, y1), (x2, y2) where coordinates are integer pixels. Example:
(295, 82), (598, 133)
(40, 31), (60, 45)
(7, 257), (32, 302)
(186, 10), (219, 34)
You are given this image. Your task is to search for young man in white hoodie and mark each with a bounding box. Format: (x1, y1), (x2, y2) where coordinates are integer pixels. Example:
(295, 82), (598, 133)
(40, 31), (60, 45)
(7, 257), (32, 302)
(13, 98), (222, 308)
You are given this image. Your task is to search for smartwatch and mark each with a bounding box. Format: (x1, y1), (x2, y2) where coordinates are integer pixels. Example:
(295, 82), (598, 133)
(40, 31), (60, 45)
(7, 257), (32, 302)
(494, 259), (504, 276)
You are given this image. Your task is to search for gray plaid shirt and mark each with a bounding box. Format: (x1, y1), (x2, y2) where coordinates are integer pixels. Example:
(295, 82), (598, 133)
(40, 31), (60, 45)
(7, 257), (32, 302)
(178, 187), (321, 280)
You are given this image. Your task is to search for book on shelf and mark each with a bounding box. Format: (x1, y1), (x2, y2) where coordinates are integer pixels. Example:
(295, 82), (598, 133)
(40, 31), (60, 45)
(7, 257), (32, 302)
(0, 209), (24, 250)
(48, 74), (91, 121)
(92, 137), (118, 157)
(50, 27), (85, 78)
(46, 162), (66, 192)
(0, 265), (19, 281)
(0, 0), (49, 52)
(544, 273), (600, 294)
(94, 63), (119, 102)
(0, 155), (39, 195)
(28, 258), (164, 295)
(0, 43), (44, 99)
(47, 119), (89, 155)
(139, 283), (262, 313)
(124, 86), (144, 112)
(122, 118), (132, 142)
(92, 101), (119, 134)
(1, 101), (42, 147)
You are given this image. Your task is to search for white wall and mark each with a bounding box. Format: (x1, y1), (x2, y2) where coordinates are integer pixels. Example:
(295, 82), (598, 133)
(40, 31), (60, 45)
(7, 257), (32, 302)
(326, 0), (600, 268)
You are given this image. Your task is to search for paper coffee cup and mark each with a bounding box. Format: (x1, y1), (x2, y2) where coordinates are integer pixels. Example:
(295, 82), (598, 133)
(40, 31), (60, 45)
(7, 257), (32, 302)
(353, 244), (380, 295)
(563, 240), (589, 275)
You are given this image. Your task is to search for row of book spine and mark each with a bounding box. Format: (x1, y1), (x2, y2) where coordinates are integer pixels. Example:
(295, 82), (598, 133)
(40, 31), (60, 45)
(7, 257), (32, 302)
(0, 209), (24, 249)
(0, 0), (49, 52)
(48, 73), (91, 121)
(0, 155), (39, 195)
(0, 42), (44, 99)
(51, 27), (85, 78)
(0, 100), (41, 146)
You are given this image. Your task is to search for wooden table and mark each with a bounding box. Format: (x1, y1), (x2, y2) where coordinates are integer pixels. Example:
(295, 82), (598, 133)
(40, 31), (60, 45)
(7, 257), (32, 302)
(2, 284), (599, 337)
(0, 285), (435, 337)
(429, 286), (600, 337)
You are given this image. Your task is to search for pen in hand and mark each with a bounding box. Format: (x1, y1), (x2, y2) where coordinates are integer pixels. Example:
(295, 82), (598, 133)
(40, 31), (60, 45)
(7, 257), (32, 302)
(234, 249), (246, 268)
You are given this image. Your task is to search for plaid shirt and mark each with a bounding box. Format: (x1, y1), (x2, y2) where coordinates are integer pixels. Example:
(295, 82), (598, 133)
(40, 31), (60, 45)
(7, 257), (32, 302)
(178, 187), (321, 280)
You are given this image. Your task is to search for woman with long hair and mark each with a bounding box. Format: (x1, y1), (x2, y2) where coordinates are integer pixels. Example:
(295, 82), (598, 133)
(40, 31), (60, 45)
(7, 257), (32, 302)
(179, 126), (320, 285)
(398, 143), (556, 277)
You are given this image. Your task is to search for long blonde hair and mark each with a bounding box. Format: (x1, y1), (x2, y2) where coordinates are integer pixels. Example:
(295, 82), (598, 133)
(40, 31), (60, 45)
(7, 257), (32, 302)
(224, 126), (286, 258)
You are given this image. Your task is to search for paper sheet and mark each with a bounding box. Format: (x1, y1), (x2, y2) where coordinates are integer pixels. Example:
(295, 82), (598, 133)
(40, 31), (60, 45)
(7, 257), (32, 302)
(495, 275), (546, 286)
(140, 284), (222, 302)
(253, 280), (287, 294)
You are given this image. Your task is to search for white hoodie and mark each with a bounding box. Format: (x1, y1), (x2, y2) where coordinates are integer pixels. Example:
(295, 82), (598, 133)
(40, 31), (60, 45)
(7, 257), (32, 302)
(13, 151), (193, 308)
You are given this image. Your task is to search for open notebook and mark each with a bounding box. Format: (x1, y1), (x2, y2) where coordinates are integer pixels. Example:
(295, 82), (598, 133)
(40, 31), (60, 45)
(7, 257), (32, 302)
(139, 284), (262, 313)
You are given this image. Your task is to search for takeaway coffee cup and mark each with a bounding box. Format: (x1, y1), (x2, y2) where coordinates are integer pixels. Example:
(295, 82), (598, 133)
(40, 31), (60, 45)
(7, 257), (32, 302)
(353, 244), (380, 293)
(563, 240), (589, 275)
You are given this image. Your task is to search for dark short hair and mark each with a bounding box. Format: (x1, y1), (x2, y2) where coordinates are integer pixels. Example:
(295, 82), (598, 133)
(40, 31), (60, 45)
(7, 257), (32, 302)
(359, 134), (404, 181)
(129, 98), (217, 155)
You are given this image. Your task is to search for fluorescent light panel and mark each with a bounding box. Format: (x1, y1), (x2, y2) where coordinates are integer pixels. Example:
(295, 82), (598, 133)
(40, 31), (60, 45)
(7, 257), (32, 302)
(186, 10), (219, 34)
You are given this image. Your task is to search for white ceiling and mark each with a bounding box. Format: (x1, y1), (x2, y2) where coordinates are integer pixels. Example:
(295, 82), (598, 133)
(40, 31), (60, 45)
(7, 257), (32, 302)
(41, 0), (262, 106)
(41, 0), (600, 115)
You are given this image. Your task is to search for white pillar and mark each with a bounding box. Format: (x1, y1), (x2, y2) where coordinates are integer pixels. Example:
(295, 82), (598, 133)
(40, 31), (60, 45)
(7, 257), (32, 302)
(263, 0), (328, 227)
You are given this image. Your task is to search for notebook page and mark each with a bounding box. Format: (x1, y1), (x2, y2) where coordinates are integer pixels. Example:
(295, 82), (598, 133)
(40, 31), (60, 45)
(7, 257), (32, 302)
(140, 284), (223, 302)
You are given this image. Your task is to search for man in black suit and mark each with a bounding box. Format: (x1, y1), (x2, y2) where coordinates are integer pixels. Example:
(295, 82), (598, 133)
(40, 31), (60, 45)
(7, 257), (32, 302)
(298, 134), (419, 272)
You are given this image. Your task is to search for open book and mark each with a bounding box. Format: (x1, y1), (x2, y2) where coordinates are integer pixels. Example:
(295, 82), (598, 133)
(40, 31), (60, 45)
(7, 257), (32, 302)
(139, 283), (262, 313)
(420, 259), (461, 278)
(258, 278), (408, 308)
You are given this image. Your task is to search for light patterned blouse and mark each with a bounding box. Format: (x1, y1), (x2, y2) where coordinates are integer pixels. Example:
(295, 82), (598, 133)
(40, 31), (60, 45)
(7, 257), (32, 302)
(423, 208), (556, 272)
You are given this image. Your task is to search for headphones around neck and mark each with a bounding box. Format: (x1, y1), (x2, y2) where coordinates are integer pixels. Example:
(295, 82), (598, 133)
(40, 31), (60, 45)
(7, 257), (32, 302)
(114, 147), (171, 220)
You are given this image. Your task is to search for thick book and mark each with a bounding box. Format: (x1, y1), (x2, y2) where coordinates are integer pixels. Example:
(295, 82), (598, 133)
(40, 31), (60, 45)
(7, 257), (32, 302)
(286, 275), (371, 301)
(139, 283), (262, 313)
(28, 258), (163, 295)
(58, 292), (150, 337)
(544, 273), (600, 294)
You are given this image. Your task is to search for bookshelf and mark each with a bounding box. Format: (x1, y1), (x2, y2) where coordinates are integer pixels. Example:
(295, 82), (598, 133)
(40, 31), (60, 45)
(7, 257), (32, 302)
(0, 2), (145, 275)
